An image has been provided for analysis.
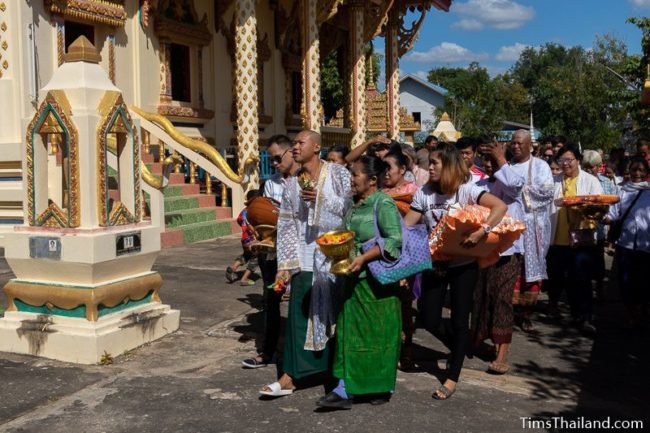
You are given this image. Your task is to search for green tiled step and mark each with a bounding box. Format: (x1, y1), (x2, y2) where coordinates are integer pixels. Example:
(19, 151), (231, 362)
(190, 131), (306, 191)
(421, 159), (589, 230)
(181, 220), (234, 244)
(165, 207), (218, 228)
(160, 195), (199, 213)
(163, 184), (200, 198)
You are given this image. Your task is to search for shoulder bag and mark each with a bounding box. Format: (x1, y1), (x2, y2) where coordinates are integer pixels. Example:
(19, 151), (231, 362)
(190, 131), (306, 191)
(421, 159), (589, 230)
(607, 191), (644, 243)
(361, 200), (432, 285)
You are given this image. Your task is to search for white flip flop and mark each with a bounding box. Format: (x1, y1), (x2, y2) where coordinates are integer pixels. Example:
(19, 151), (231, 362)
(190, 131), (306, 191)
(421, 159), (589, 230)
(259, 381), (294, 397)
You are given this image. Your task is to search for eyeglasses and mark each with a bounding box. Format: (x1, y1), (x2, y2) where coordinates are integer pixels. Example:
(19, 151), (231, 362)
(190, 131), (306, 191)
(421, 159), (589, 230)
(271, 148), (290, 164)
(558, 157), (576, 165)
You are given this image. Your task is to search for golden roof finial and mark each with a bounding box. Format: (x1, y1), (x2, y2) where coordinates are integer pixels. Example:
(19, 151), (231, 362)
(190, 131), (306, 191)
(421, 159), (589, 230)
(440, 112), (450, 121)
(64, 36), (102, 64)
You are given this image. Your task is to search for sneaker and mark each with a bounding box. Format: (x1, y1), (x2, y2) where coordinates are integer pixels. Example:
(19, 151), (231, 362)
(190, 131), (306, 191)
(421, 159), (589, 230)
(316, 392), (352, 410)
(225, 266), (236, 283)
(241, 356), (268, 368)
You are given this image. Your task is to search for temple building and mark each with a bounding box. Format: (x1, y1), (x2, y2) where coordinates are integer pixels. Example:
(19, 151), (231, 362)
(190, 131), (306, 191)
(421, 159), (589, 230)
(0, 0), (452, 247)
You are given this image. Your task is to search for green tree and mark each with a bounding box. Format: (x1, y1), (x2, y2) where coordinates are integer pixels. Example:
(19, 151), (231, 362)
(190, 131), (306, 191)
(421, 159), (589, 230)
(510, 41), (630, 150)
(320, 45), (380, 122)
(321, 50), (344, 121)
(428, 62), (528, 136)
(613, 18), (650, 141)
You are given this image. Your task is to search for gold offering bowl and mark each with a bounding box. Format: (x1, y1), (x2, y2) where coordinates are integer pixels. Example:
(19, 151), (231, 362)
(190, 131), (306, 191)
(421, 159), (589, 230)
(316, 230), (355, 276)
(570, 204), (610, 229)
(251, 224), (277, 253)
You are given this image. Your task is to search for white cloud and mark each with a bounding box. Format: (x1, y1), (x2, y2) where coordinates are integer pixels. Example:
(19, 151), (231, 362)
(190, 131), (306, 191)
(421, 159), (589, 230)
(405, 42), (489, 64)
(452, 0), (534, 30)
(630, 0), (650, 8)
(495, 43), (529, 61)
(452, 19), (484, 31)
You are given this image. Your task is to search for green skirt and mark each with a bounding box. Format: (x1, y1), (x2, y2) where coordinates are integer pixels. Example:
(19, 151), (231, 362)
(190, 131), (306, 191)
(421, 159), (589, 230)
(282, 272), (331, 380)
(332, 275), (401, 395)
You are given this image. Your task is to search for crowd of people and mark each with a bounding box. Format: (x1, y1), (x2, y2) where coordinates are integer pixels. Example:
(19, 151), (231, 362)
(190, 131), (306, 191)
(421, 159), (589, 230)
(227, 129), (649, 409)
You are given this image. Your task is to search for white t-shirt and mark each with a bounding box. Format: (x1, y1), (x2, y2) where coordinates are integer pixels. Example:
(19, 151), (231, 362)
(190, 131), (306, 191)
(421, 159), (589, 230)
(411, 182), (486, 230)
(410, 182), (486, 268)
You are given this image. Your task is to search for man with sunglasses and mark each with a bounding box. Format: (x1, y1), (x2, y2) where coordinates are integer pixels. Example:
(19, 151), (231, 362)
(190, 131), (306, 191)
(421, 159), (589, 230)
(242, 134), (299, 369)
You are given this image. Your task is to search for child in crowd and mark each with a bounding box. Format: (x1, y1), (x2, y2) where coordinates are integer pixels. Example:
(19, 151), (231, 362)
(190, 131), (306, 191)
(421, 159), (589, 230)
(226, 190), (261, 286)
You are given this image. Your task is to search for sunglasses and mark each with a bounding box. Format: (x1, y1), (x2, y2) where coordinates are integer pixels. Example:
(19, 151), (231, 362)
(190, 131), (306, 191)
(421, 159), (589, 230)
(271, 148), (290, 164)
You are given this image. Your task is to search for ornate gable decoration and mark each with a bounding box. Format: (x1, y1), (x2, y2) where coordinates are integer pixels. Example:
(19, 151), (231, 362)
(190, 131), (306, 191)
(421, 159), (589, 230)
(152, 0), (211, 46)
(44, 0), (127, 27)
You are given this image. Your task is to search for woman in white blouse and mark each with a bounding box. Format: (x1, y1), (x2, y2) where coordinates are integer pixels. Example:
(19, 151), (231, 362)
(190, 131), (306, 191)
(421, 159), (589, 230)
(605, 156), (650, 329)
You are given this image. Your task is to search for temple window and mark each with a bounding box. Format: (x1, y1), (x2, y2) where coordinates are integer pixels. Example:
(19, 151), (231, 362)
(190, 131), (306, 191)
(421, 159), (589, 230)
(291, 71), (302, 116)
(169, 43), (192, 103)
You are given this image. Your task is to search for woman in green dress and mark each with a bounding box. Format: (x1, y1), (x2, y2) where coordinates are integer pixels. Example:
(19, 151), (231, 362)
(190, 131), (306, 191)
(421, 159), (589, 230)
(317, 155), (403, 409)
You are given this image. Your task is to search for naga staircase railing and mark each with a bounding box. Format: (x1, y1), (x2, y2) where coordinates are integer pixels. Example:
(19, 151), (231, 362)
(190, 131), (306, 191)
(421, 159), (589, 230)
(130, 106), (259, 217)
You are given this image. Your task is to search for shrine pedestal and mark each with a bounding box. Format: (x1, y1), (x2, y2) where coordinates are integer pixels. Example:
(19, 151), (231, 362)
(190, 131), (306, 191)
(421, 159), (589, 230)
(0, 301), (179, 364)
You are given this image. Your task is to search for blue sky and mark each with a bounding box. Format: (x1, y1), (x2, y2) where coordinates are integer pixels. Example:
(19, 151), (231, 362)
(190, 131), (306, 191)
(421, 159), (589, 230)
(374, 0), (650, 87)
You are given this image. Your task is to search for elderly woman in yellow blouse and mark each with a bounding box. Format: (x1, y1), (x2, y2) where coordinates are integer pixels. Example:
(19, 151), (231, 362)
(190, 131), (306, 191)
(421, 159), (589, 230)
(547, 144), (603, 333)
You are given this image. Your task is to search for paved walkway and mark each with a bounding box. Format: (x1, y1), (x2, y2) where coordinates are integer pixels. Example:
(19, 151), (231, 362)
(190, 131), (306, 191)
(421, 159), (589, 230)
(0, 239), (648, 433)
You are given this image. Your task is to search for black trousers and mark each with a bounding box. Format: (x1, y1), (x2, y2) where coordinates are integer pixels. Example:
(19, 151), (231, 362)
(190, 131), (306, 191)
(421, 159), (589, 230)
(547, 245), (596, 321)
(258, 254), (282, 359)
(418, 262), (478, 382)
(616, 245), (650, 307)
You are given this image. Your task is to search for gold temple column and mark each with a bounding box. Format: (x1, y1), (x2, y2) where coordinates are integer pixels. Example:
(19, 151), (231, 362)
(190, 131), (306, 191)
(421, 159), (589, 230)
(349, 0), (367, 148)
(386, 10), (400, 141)
(301, 0), (322, 132)
(234, 0), (260, 190)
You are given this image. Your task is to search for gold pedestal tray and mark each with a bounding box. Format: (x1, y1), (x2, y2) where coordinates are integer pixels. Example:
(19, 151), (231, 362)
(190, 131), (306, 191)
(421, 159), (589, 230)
(316, 230), (355, 276)
(251, 224), (277, 253)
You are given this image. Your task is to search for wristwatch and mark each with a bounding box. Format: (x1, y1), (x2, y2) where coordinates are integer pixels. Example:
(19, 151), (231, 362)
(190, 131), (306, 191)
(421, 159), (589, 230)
(482, 223), (492, 234)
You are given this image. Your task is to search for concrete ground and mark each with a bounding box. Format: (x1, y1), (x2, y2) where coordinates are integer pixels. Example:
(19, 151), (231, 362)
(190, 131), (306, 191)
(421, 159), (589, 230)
(0, 238), (648, 433)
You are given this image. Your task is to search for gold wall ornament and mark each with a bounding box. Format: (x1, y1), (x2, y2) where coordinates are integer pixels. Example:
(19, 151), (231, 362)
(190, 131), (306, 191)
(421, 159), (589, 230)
(0, 3), (5, 12)
(96, 91), (141, 226)
(157, 104), (214, 119)
(50, 133), (62, 155)
(35, 202), (69, 228)
(131, 106), (259, 184)
(4, 273), (163, 322)
(152, 0), (212, 47)
(44, 0), (127, 27)
(108, 34), (115, 83)
(55, 17), (64, 66)
(25, 91), (80, 228)
(108, 201), (136, 225)
(364, 0), (394, 41)
(397, 6), (427, 58)
(317, 0), (343, 24)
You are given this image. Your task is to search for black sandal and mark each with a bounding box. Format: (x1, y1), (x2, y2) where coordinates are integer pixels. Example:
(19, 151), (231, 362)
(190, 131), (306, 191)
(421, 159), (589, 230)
(432, 385), (455, 400)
